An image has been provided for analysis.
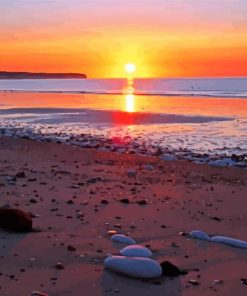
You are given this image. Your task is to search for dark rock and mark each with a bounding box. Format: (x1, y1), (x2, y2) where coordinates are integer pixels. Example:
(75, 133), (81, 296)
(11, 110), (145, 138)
(160, 261), (181, 277)
(241, 278), (247, 285)
(100, 199), (108, 205)
(66, 200), (74, 205)
(67, 245), (76, 252)
(16, 172), (26, 178)
(178, 231), (187, 236)
(29, 199), (37, 204)
(55, 262), (64, 270)
(0, 208), (32, 232)
(210, 216), (223, 222)
(119, 198), (130, 204)
(136, 200), (147, 206)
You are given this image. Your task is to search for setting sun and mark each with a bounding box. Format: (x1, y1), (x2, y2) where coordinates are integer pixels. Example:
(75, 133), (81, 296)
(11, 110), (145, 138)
(125, 63), (136, 75)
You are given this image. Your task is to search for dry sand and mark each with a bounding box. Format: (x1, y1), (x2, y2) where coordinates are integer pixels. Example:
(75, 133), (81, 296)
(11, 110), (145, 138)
(0, 136), (246, 296)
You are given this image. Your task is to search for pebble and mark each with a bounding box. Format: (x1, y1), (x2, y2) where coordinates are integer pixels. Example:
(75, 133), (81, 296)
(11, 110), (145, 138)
(55, 262), (64, 270)
(189, 279), (200, 286)
(160, 154), (177, 161)
(189, 230), (211, 241)
(67, 245), (76, 251)
(120, 245), (153, 258)
(127, 169), (137, 178)
(16, 171), (26, 178)
(136, 200), (147, 206)
(104, 255), (162, 279)
(31, 292), (49, 296)
(111, 234), (136, 245)
(119, 198), (130, 204)
(107, 230), (117, 236)
(210, 236), (247, 249)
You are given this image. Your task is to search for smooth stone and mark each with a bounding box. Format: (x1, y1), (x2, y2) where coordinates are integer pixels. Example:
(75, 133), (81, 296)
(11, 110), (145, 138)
(120, 245), (153, 258)
(0, 208), (33, 232)
(211, 236), (247, 249)
(189, 230), (211, 241)
(208, 158), (234, 167)
(142, 164), (154, 171)
(31, 292), (49, 296)
(111, 234), (136, 245)
(160, 154), (177, 161)
(104, 255), (162, 279)
(127, 169), (137, 178)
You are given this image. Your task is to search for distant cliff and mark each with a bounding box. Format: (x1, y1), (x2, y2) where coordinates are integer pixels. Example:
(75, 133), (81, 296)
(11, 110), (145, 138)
(0, 71), (87, 79)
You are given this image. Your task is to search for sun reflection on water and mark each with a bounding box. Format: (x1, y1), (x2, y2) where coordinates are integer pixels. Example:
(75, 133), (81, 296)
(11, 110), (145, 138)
(124, 79), (135, 113)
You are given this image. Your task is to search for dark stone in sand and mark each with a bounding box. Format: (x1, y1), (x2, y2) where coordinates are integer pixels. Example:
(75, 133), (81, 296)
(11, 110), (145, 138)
(15, 172), (26, 178)
(119, 198), (130, 204)
(0, 208), (32, 232)
(67, 244), (76, 252)
(29, 199), (37, 204)
(136, 200), (147, 206)
(55, 262), (64, 270)
(231, 154), (243, 162)
(241, 278), (247, 285)
(210, 216), (223, 222)
(160, 261), (181, 277)
(101, 199), (109, 205)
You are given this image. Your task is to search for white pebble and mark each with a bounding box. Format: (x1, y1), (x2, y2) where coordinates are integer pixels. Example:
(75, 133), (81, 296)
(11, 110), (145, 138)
(189, 230), (211, 241)
(111, 234), (136, 245)
(104, 255), (162, 279)
(31, 292), (49, 296)
(211, 236), (247, 249)
(120, 245), (153, 258)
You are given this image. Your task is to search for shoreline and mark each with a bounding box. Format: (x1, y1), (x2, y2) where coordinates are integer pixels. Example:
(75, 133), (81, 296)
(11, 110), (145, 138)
(1, 89), (247, 99)
(0, 135), (247, 295)
(0, 125), (246, 169)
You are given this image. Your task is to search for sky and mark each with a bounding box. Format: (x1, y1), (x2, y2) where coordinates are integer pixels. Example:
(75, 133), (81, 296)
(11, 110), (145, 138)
(0, 0), (247, 78)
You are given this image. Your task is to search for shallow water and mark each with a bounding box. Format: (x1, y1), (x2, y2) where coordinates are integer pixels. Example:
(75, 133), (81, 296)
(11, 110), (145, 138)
(0, 91), (247, 161)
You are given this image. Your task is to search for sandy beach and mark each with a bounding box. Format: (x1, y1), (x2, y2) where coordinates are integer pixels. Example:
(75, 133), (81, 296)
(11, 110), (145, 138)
(0, 135), (246, 295)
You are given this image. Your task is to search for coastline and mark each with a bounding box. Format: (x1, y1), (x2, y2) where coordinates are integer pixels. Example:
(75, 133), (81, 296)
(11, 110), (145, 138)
(0, 136), (247, 295)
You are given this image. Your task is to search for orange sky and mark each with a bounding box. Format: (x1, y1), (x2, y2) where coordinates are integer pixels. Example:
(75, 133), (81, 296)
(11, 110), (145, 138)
(0, 0), (247, 78)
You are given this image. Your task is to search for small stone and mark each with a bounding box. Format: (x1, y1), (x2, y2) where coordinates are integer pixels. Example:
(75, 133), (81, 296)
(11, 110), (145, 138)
(189, 230), (211, 241)
(111, 234), (136, 245)
(127, 169), (137, 178)
(120, 245), (153, 258)
(31, 292), (49, 296)
(241, 278), (247, 285)
(107, 230), (117, 236)
(55, 262), (64, 270)
(29, 199), (37, 204)
(189, 279), (200, 286)
(119, 198), (130, 204)
(101, 199), (109, 205)
(16, 172), (26, 178)
(178, 231), (187, 236)
(136, 200), (147, 206)
(67, 245), (76, 252)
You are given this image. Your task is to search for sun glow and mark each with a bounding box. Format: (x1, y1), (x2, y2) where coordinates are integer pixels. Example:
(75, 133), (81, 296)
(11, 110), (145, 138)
(125, 63), (136, 75)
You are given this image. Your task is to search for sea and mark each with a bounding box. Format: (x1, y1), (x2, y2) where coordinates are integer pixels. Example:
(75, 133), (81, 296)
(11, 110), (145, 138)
(0, 77), (247, 167)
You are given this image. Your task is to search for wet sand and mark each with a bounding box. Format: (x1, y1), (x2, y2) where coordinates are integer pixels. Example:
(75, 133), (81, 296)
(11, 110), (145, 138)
(0, 136), (247, 296)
